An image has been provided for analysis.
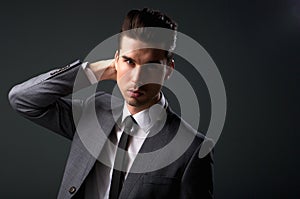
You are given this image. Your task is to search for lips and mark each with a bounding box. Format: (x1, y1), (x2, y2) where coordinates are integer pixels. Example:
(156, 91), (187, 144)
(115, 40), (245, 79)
(127, 89), (144, 98)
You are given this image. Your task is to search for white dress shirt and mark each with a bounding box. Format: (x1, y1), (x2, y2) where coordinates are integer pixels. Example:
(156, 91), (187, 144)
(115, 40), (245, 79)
(82, 62), (167, 199)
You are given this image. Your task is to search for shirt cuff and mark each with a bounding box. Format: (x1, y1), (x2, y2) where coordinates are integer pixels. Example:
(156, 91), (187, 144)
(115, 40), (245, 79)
(82, 62), (98, 84)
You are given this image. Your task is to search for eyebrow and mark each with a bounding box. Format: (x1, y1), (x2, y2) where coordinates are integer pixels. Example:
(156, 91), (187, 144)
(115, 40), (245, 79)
(121, 55), (162, 64)
(121, 55), (135, 63)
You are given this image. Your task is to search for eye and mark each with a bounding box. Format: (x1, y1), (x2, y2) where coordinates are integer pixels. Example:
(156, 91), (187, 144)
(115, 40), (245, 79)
(125, 59), (134, 65)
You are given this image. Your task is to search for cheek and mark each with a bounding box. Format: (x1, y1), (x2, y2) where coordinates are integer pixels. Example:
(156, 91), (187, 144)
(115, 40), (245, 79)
(146, 72), (165, 84)
(116, 62), (123, 78)
(116, 64), (130, 83)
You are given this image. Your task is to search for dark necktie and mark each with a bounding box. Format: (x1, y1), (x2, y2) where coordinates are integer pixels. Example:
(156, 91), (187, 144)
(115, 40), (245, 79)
(109, 116), (134, 199)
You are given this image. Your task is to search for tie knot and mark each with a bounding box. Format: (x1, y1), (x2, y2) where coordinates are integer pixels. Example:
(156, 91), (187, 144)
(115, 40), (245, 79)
(123, 115), (137, 133)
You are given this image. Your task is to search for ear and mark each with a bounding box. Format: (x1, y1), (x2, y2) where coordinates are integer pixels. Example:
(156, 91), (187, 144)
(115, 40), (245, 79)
(164, 59), (175, 80)
(114, 50), (119, 70)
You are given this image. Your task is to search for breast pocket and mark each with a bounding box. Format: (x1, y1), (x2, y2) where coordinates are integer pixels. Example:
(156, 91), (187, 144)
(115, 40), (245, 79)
(143, 175), (179, 185)
(141, 175), (180, 198)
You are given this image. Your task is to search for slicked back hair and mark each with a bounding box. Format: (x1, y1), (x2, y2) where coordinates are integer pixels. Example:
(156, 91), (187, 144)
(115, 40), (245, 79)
(118, 8), (178, 62)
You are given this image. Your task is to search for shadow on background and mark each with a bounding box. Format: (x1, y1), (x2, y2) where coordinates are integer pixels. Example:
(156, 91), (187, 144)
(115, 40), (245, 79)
(1, 0), (299, 198)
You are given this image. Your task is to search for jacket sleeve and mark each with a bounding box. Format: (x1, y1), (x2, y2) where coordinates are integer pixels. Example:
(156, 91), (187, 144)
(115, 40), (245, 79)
(180, 139), (214, 199)
(8, 60), (92, 140)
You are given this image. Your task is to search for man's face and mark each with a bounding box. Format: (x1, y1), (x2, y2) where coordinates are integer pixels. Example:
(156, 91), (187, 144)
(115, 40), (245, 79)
(115, 36), (174, 114)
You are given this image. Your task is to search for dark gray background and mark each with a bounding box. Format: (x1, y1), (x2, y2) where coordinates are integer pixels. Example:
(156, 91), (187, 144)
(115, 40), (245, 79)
(1, 0), (299, 198)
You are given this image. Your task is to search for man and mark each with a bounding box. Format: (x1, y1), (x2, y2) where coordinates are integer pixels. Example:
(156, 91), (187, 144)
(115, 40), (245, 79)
(9, 8), (214, 199)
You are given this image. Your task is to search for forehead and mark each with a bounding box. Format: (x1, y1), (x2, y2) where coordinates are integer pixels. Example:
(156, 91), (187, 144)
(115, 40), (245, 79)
(119, 36), (166, 61)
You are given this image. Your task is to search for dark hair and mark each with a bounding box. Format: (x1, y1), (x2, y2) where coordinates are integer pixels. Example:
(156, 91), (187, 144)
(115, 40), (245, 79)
(119, 8), (178, 62)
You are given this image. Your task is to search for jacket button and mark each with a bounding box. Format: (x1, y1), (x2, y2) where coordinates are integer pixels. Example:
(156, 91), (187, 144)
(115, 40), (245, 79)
(69, 186), (76, 194)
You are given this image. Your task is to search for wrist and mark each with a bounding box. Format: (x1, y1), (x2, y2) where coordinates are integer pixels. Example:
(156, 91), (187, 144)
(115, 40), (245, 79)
(89, 59), (116, 81)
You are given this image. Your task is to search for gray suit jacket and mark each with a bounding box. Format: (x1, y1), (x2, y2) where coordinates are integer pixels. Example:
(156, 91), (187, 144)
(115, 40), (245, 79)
(8, 60), (214, 199)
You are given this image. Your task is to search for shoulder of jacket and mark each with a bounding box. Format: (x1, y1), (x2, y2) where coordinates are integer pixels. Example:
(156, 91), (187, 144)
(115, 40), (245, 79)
(84, 92), (123, 110)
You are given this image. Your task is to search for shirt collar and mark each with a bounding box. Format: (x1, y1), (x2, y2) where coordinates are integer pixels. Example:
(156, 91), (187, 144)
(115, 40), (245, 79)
(121, 92), (167, 133)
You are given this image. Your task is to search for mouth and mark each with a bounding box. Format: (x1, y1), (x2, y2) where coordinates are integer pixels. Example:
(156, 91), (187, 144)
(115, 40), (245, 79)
(127, 89), (144, 98)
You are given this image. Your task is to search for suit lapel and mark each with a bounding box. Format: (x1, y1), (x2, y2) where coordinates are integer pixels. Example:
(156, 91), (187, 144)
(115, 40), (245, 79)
(58, 94), (123, 197)
(60, 94), (178, 198)
(119, 108), (178, 199)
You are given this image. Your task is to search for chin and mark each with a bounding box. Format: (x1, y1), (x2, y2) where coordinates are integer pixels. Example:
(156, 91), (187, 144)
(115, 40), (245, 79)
(127, 98), (149, 109)
(126, 98), (139, 106)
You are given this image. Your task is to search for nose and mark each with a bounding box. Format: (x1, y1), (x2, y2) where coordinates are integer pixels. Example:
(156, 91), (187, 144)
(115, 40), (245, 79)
(130, 64), (165, 87)
(131, 66), (144, 85)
